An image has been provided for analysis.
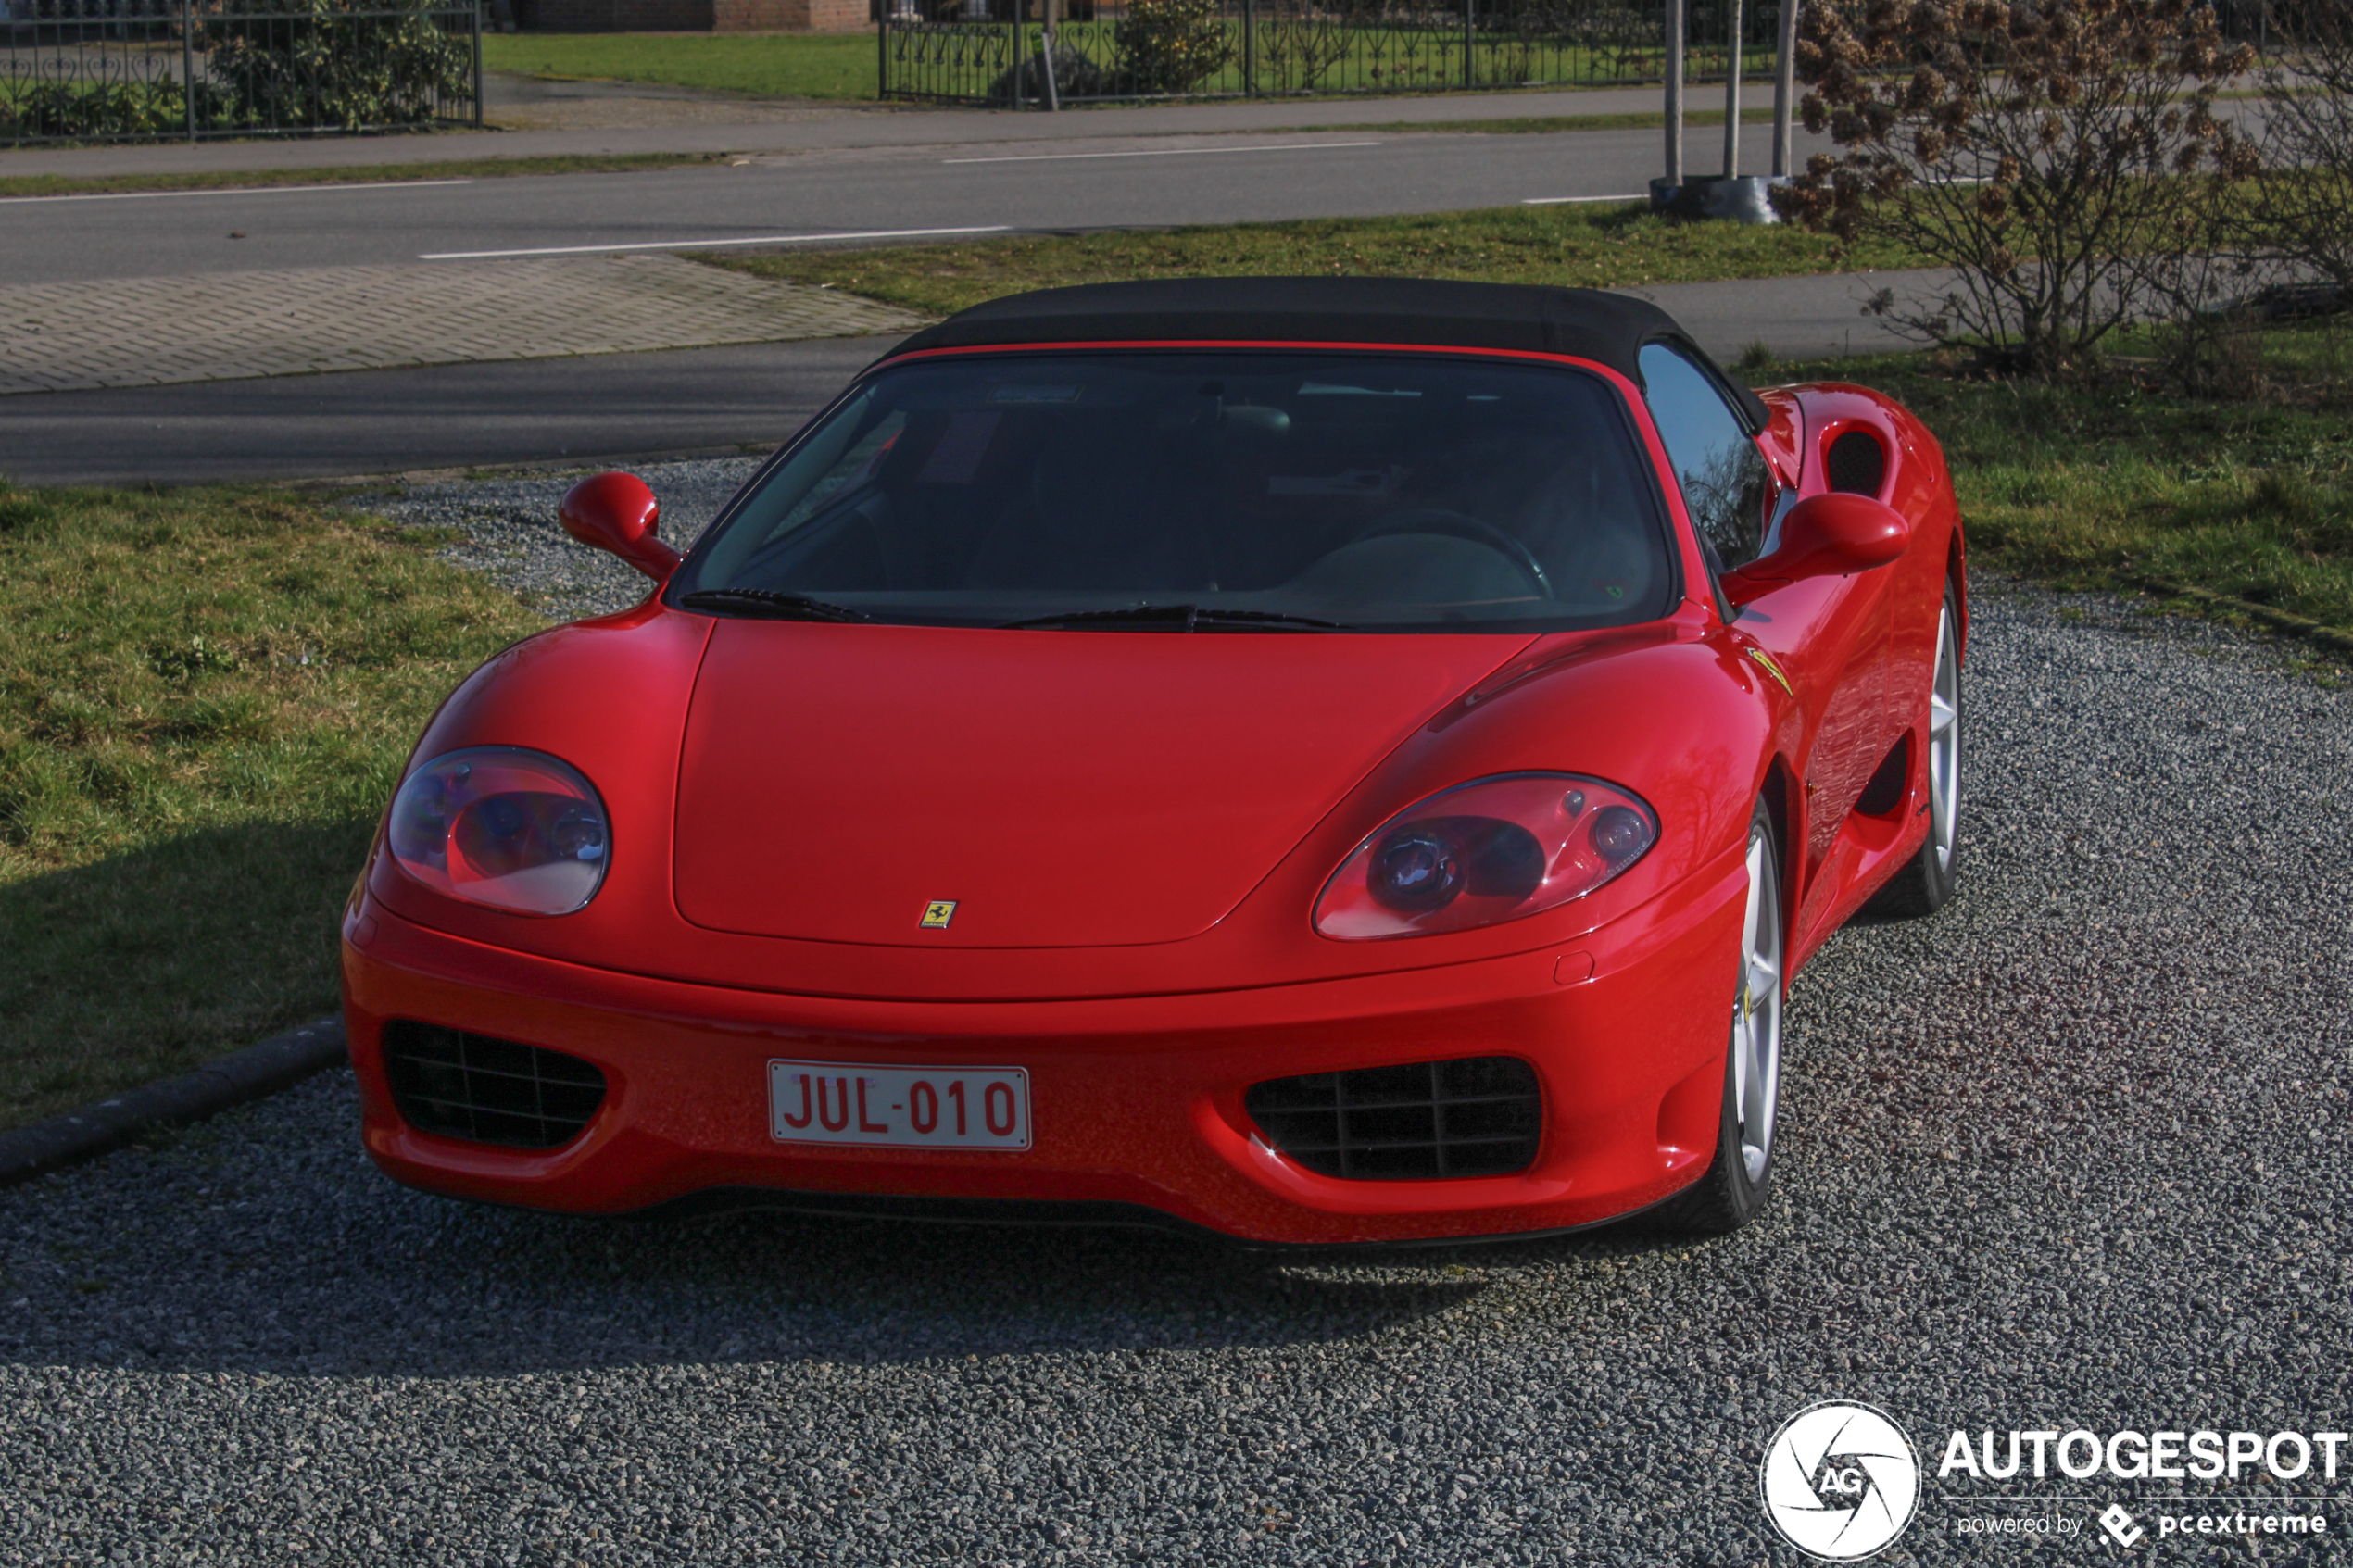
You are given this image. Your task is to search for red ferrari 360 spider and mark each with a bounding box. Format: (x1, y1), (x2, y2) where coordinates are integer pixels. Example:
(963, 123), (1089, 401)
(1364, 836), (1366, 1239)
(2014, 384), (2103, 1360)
(341, 277), (1964, 1245)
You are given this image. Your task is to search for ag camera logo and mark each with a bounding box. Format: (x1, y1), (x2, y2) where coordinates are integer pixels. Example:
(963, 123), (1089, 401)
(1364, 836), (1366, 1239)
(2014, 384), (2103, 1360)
(1760, 1400), (1922, 1561)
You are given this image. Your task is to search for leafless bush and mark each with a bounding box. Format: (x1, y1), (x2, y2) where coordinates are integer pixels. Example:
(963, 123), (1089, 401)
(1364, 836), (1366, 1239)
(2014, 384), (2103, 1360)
(2244, 0), (2353, 295)
(1781, 0), (2255, 378)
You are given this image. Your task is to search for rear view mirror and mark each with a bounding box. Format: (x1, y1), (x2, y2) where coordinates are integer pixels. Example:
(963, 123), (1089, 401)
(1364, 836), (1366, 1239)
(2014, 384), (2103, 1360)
(560, 472), (683, 583)
(1722, 492), (1910, 606)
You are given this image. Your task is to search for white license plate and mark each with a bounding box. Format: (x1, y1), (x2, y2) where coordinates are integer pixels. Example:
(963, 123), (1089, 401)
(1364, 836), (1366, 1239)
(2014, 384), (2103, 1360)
(767, 1059), (1031, 1150)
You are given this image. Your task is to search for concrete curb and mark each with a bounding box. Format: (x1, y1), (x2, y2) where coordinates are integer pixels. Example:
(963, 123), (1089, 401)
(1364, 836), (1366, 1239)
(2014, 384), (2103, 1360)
(0, 1017), (347, 1188)
(2127, 571), (2353, 659)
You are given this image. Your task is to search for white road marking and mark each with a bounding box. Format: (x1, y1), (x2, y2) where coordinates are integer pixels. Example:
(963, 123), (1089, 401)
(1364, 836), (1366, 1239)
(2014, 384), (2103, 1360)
(0, 178), (475, 206)
(943, 141), (1382, 165)
(420, 224), (1013, 260)
(1520, 193), (1647, 205)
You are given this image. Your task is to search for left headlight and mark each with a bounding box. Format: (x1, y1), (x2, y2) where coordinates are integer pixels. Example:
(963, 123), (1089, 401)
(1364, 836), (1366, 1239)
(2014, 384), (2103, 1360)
(1314, 772), (1657, 940)
(386, 746), (610, 916)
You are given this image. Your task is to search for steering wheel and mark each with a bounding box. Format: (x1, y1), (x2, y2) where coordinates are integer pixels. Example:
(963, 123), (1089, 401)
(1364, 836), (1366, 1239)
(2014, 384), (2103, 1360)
(1345, 508), (1554, 600)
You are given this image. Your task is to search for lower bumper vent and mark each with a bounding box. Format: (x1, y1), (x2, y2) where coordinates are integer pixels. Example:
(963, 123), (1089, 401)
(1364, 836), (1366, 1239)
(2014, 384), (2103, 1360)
(384, 1021), (607, 1150)
(1244, 1056), (1541, 1181)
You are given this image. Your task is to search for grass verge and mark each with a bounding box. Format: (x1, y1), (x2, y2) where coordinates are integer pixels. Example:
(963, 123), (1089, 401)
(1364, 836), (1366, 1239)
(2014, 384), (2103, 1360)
(697, 201), (1928, 316)
(1752, 316), (2353, 637)
(0, 153), (730, 201)
(0, 486), (546, 1131)
(483, 31), (880, 102)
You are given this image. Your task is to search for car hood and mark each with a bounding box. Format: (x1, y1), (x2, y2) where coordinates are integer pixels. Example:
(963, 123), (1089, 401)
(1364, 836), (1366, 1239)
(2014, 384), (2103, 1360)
(673, 622), (1532, 948)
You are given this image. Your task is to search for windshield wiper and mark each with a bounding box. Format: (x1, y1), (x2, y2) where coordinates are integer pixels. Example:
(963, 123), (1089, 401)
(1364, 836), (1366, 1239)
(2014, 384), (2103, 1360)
(677, 588), (870, 623)
(1000, 604), (1354, 633)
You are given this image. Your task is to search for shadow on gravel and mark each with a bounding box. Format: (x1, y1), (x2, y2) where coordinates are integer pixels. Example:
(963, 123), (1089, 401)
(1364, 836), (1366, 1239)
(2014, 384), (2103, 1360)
(0, 1064), (1721, 1382)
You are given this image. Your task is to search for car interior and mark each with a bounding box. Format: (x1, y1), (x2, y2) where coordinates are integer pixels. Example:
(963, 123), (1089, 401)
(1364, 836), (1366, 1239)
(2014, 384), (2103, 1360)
(681, 353), (1677, 630)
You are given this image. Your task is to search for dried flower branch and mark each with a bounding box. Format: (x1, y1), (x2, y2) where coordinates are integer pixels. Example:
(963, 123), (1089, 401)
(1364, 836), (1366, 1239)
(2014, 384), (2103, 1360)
(1781, 0), (2255, 377)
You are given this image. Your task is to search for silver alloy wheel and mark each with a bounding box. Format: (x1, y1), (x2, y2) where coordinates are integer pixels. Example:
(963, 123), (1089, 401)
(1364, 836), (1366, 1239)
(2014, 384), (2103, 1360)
(1927, 601), (1961, 872)
(1733, 822), (1783, 1185)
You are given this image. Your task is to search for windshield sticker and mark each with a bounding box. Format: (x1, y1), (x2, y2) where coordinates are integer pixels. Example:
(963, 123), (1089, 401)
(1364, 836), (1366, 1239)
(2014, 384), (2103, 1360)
(1268, 467), (1406, 497)
(1298, 383), (1424, 397)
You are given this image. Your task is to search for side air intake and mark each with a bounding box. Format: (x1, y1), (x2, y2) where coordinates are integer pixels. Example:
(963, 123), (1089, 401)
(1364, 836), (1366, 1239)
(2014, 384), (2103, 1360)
(1244, 1057), (1542, 1180)
(383, 1021), (607, 1150)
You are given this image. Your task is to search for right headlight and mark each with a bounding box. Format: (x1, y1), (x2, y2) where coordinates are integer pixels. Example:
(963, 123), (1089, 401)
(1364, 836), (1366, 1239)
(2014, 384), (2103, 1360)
(386, 746), (610, 916)
(1313, 772), (1658, 941)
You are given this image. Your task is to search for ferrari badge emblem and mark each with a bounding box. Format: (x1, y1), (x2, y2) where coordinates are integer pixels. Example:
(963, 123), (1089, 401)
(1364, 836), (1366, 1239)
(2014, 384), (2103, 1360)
(920, 900), (958, 930)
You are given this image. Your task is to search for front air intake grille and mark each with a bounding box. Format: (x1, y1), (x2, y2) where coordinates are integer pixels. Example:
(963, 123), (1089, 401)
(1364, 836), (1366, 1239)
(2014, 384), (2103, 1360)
(383, 1021), (607, 1150)
(1245, 1057), (1542, 1181)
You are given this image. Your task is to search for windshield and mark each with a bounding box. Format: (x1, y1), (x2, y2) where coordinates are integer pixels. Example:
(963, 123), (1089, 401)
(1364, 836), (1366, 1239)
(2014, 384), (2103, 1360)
(673, 351), (1676, 633)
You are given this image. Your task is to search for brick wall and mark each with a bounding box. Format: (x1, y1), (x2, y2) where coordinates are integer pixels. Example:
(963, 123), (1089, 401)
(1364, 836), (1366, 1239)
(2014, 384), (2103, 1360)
(516, 0), (868, 30)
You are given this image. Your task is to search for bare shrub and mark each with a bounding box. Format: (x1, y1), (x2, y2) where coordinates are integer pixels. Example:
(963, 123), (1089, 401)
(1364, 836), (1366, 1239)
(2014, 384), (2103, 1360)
(2245, 0), (2353, 295)
(1781, 0), (2254, 378)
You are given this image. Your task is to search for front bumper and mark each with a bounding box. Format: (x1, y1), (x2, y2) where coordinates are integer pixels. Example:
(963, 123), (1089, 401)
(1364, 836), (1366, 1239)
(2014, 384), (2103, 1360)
(342, 846), (1746, 1246)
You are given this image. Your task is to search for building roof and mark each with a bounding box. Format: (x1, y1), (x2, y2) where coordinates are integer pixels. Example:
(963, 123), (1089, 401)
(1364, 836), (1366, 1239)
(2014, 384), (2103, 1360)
(883, 276), (1764, 427)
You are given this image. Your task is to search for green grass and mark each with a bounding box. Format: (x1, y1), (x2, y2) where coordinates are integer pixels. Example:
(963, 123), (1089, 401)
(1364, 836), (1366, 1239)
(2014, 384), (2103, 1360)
(0, 153), (731, 201)
(483, 31), (881, 101)
(696, 201), (1926, 317)
(0, 486), (546, 1131)
(1748, 320), (2353, 633)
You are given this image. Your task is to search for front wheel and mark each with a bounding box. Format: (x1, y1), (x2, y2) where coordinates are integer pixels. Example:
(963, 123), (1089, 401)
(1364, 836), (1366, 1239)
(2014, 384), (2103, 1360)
(1655, 798), (1783, 1236)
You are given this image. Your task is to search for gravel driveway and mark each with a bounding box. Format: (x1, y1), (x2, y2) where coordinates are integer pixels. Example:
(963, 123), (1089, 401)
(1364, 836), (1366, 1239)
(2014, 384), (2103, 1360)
(2, 496), (2347, 1564)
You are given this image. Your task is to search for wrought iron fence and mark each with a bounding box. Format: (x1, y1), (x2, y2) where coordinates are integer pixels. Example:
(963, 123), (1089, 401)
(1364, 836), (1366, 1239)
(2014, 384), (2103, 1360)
(2, 0), (481, 145)
(878, 0), (1781, 106)
(880, 0), (2288, 107)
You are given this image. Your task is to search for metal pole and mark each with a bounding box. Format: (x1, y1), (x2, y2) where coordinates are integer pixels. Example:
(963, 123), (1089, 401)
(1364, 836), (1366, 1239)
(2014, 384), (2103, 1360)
(1664, 0), (1683, 186)
(1011, 6), (1024, 107)
(182, 0), (195, 141)
(472, 0), (484, 130)
(1771, 0), (1796, 176)
(1243, 0), (1255, 97)
(1039, 0), (1059, 109)
(877, 0), (888, 100)
(1463, 0), (1474, 90)
(1722, 0), (1743, 177)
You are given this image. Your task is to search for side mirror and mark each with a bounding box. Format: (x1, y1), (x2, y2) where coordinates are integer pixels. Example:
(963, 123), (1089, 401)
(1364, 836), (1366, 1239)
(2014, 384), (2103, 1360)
(1721, 492), (1910, 607)
(560, 471), (683, 583)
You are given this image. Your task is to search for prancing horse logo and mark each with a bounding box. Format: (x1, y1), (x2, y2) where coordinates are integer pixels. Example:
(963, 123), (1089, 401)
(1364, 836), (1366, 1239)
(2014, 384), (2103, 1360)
(920, 900), (957, 930)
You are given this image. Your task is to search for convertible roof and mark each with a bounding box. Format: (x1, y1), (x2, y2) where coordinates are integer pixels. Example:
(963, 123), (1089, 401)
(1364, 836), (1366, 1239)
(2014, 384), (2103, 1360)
(883, 276), (1767, 426)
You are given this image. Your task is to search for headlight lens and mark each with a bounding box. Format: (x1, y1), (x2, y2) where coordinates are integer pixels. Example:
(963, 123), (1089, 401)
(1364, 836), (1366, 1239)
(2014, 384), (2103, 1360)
(1314, 772), (1657, 940)
(386, 746), (610, 916)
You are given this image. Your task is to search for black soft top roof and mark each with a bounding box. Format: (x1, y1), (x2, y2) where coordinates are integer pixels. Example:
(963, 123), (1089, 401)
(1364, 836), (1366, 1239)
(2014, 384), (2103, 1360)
(884, 276), (1767, 428)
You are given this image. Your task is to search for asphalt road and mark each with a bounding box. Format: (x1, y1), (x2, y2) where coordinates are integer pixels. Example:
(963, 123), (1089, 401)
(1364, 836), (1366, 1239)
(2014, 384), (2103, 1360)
(0, 125), (1827, 288)
(0, 339), (895, 486)
(2, 570), (2346, 1565)
(0, 270), (1933, 486)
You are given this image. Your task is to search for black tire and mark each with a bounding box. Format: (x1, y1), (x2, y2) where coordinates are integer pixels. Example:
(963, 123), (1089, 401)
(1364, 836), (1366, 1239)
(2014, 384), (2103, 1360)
(1654, 799), (1782, 1236)
(1864, 581), (1964, 920)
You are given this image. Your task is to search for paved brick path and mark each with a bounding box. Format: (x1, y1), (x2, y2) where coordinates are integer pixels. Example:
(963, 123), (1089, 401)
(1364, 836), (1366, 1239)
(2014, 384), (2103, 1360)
(0, 256), (926, 395)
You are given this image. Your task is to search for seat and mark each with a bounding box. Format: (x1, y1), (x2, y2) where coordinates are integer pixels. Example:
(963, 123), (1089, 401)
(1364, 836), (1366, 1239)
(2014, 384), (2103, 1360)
(963, 417), (1214, 592)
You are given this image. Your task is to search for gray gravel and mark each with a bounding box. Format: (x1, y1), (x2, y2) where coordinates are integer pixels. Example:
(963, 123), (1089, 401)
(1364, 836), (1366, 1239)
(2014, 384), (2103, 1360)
(2, 574), (2348, 1566)
(344, 458), (764, 623)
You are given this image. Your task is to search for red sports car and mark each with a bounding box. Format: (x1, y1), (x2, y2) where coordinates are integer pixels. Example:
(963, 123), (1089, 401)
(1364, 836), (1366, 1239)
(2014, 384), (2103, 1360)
(341, 278), (1965, 1245)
